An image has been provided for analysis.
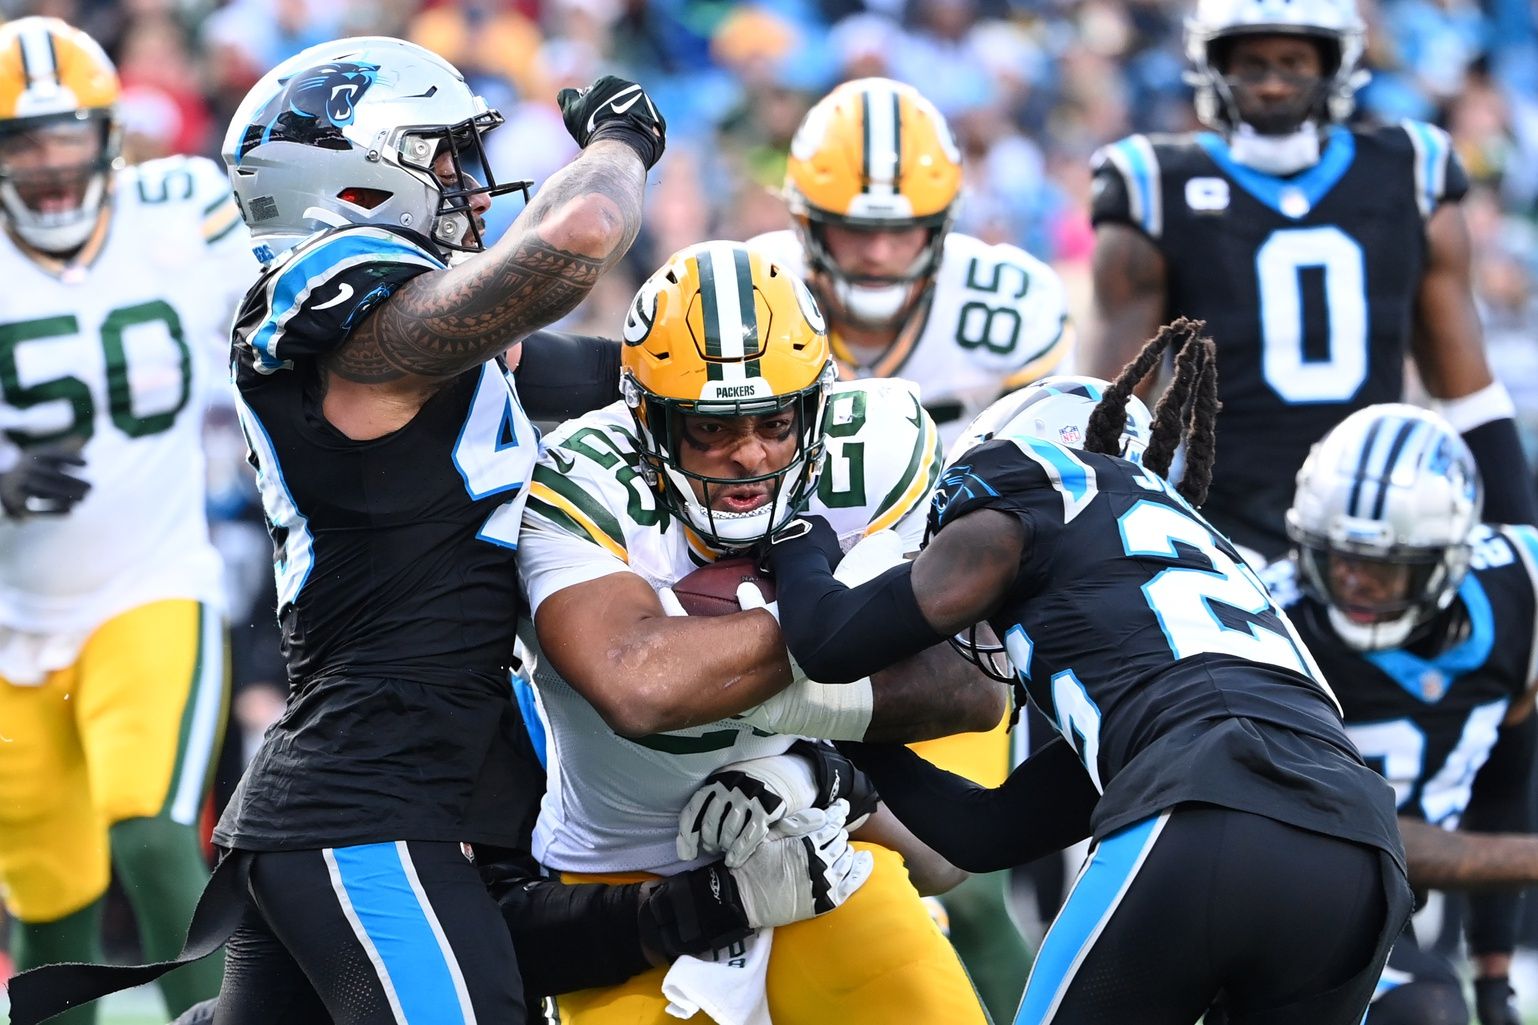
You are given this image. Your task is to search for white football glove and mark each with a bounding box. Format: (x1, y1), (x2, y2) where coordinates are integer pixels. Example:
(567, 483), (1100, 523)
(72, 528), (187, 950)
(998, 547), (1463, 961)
(834, 528), (908, 586)
(730, 798), (873, 929)
(735, 579), (780, 624)
(656, 585), (688, 617)
(677, 752), (819, 868)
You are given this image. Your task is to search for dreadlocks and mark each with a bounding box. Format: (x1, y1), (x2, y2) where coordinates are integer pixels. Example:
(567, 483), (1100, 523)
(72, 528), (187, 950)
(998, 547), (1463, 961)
(1084, 317), (1220, 506)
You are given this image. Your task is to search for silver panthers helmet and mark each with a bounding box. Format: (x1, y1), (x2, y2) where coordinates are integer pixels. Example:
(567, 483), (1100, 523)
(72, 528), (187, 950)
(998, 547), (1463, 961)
(222, 37), (529, 263)
(1286, 404), (1483, 651)
(1184, 0), (1368, 132)
(974, 375), (1153, 464)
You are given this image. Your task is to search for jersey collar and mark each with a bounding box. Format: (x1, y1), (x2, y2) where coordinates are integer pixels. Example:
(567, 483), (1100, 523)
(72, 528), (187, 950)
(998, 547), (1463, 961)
(1195, 127), (1356, 220)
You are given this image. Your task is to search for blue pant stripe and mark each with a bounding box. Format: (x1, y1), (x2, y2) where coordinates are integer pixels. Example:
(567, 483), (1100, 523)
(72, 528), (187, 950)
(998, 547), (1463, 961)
(1014, 812), (1168, 1025)
(329, 843), (470, 1024)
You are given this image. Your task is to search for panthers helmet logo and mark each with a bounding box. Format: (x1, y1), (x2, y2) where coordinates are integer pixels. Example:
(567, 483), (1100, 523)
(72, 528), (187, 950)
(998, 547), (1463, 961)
(237, 61), (380, 160)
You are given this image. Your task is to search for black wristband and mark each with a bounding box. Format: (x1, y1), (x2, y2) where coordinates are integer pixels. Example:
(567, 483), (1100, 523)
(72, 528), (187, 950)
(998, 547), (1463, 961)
(637, 861), (753, 961)
(789, 738), (879, 824)
(589, 123), (665, 171)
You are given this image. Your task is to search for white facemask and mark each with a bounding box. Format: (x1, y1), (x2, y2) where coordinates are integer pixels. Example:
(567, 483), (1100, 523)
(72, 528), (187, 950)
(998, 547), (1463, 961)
(1227, 123), (1323, 175)
(832, 278), (911, 326)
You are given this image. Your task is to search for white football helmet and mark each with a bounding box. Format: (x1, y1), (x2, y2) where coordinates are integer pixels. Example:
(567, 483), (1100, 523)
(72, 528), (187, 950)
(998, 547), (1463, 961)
(963, 375), (1152, 464)
(1286, 404), (1482, 651)
(1184, 0), (1368, 132)
(222, 37), (529, 263)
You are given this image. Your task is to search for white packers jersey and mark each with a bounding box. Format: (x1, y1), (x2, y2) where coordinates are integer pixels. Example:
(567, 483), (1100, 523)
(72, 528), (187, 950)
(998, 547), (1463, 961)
(519, 378), (943, 873)
(0, 156), (256, 633)
(749, 229), (1072, 447)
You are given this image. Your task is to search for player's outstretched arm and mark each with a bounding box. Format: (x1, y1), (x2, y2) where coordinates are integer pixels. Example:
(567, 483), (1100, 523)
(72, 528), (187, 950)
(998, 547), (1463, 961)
(863, 645), (1008, 743)
(534, 571), (796, 737)
(333, 78), (664, 388)
(837, 736), (1097, 874)
(765, 510), (1026, 684)
(1087, 222), (1167, 401)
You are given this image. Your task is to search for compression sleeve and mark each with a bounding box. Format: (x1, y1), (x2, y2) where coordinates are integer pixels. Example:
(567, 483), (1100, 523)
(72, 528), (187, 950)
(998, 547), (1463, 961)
(515, 331), (622, 422)
(769, 520), (945, 682)
(837, 737), (1098, 873)
(1464, 418), (1538, 527)
(1464, 713), (1538, 955)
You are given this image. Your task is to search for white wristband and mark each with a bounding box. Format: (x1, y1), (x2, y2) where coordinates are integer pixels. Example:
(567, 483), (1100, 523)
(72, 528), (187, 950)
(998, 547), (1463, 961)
(1433, 381), (1517, 434)
(736, 675), (875, 741)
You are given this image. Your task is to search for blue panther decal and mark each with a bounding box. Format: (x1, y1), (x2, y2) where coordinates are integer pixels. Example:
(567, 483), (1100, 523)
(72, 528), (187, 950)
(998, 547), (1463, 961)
(237, 61), (380, 161)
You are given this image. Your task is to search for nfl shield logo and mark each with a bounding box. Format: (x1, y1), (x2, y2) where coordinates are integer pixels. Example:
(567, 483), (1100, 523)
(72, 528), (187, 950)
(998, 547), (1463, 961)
(1060, 425), (1083, 445)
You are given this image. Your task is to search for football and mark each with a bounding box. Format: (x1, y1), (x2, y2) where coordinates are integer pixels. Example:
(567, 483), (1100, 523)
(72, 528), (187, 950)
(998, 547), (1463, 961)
(670, 557), (776, 616)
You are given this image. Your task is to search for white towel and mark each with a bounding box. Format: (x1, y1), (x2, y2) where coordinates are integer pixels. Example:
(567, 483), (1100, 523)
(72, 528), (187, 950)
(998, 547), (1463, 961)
(661, 926), (774, 1025)
(0, 627), (88, 687)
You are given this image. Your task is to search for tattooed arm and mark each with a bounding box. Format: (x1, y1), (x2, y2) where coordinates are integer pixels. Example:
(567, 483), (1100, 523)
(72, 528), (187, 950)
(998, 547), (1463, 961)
(320, 139), (646, 435)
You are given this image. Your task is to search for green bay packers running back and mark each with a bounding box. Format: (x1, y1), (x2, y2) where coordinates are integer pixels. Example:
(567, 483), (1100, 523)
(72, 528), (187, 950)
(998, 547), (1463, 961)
(0, 17), (253, 1021)
(749, 76), (1054, 1016)
(518, 240), (997, 1025)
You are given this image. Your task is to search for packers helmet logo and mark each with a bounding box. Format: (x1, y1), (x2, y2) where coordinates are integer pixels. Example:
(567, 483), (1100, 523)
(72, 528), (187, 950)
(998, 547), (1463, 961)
(623, 272), (664, 345)
(237, 61), (379, 160)
(790, 277), (826, 334)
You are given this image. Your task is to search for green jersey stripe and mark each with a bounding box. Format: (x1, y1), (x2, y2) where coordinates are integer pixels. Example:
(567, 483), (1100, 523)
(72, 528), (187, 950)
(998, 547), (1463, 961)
(531, 465), (629, 552)
(873, 394), (941, 523)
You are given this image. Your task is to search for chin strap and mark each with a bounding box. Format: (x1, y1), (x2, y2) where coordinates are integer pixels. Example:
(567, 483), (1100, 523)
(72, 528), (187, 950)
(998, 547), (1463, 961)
(1227, 123), (1324, 175)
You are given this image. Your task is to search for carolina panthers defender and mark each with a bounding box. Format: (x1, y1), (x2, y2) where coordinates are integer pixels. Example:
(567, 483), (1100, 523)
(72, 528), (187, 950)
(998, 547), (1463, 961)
(1086, 0), (1536, 561)
(0, 18), (252, 1022)
(6, 36), (666, 1025)
(1264, 405), (1538, 1025)
(518, 240), (1004, 1025)
(750, 77), (1061, 1015)
(768, 334), (1411, 1025)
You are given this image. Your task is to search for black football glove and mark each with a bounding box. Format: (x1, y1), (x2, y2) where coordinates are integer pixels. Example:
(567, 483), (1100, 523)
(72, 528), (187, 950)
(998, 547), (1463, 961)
(761, 514), (844, 578)
(1474, 976), (1521, 1025)
(556, 76), (667, 169)
(0, 441), (90, 519)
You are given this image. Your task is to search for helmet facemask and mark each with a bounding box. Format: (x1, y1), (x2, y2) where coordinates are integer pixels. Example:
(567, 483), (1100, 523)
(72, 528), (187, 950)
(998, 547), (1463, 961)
(395, 111), (529, 255)
(1292, 532), (1472, 651)
(624, 366), (834, 551)
(0, 109), (119, 254)
(794, 206), (951, 331)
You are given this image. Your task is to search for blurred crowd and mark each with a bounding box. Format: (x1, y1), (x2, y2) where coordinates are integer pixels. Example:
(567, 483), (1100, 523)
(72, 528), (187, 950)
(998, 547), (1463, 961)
(4, 0), (1534, 800)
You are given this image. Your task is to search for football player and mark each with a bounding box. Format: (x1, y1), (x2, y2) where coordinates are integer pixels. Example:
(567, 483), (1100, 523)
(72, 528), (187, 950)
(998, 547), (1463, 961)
(749, 77), (1063, 1013)
(7, 35), (666, 1025)
(767, 324), (1412, 1025)
(518, 240), (1010, 1024)
(0, 18), (254, 1021)
(1085, 0), (1536, 562)
(1264, 404), (1538, 1025)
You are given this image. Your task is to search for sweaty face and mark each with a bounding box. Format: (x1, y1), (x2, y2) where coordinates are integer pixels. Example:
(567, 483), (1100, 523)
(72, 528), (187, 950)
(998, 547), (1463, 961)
(675, 410), (800, 513)
(1325, 553), (1413, 623)
(1220, 35), (1327, 135)
(0, 119), (103, 216)
(821, 222), (930, 283)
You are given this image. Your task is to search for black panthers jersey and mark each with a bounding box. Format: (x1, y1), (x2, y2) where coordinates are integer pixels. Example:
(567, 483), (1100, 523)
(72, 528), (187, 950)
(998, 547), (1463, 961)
(216, 225), (542, 851)
(1265, 525), (1538, 828)
(932, 435), (1402, 861)
(1091, 123), (1469, 558)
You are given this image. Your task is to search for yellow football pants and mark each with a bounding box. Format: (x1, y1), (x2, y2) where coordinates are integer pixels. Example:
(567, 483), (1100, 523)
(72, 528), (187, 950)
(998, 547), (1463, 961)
(556, 844), (988, 1024)
(0, 599), (229, 922)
